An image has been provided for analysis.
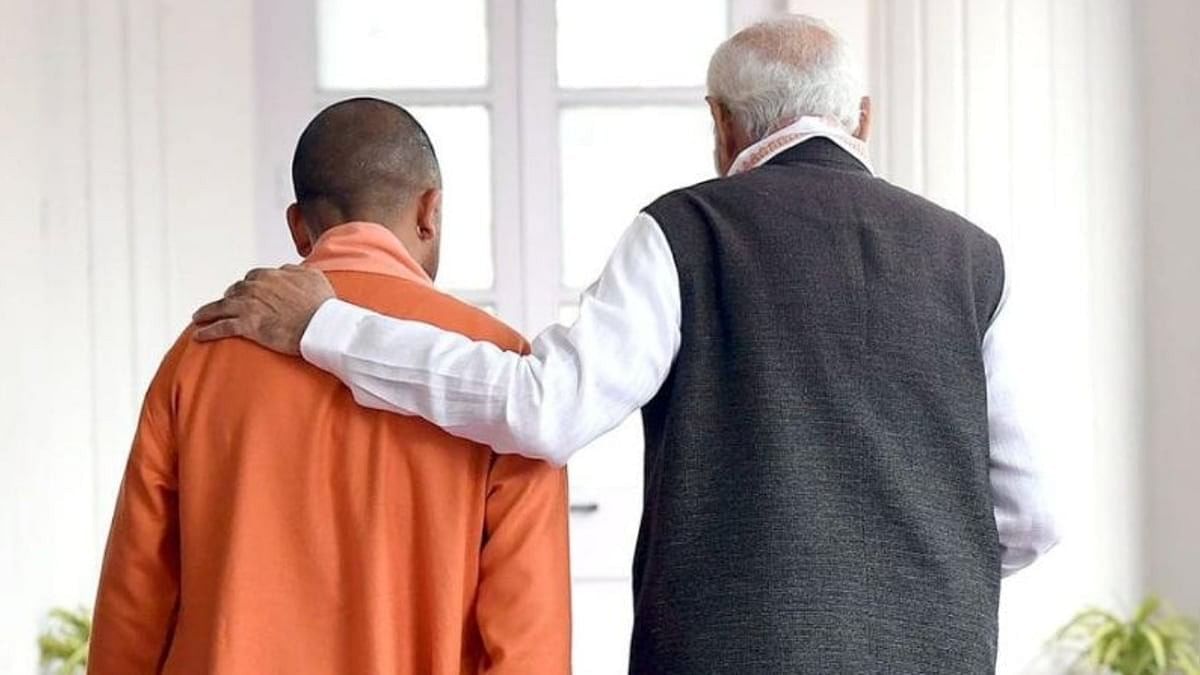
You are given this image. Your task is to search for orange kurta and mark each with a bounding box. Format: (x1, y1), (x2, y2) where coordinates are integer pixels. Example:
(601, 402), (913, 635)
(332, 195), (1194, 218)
(90, 223), (571, 675)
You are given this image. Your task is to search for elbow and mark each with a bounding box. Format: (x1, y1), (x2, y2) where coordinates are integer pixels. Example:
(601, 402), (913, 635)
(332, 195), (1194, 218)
(494, 371), (600, 466)
(511, 432), (574, 468)
(502, 399), (581, 467)
(539, 445), (573, 468)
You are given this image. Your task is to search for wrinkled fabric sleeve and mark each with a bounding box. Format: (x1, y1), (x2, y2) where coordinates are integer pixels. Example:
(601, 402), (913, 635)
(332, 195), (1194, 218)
(983, 266), (1061, 576)
(476, 456), (571, 674)
(300, 212), (682, 465)
(89, 339), (186, 673)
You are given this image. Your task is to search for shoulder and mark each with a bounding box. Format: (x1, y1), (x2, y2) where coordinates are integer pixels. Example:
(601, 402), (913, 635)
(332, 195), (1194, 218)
(643, 173), (750, 220)
(134, 324), (204, 436)
(836, 176), (1004, 259)
(432, 299), (529, 356)
(330, 272), (530, 355)
(155, 324), (202, 386)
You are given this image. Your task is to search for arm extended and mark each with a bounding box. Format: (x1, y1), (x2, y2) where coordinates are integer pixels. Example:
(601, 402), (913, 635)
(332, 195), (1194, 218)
(300, 213), (681, 464)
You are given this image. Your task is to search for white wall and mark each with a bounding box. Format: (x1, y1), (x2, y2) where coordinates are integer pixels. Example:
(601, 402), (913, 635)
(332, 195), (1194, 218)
(254, 0), (318, 268)
(0, 0), (256, 671)
(795, 1), (1145, 671)
(1137, 0), (1200, 618)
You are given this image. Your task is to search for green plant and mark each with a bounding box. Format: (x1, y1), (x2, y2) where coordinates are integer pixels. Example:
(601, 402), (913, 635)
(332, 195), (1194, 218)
(37, 607), (91, 675)
(1057, 597), (1200, 675)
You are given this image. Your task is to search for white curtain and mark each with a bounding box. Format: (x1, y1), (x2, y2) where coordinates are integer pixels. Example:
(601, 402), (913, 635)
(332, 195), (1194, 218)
(791, 1), (1143, 671)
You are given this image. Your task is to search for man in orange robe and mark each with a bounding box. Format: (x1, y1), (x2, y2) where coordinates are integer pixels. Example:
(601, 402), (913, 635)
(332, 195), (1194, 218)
(89, 98), (572, 674)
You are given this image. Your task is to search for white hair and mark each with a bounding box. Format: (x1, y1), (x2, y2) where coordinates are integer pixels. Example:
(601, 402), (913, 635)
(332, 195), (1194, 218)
(706, 15), (863, 141)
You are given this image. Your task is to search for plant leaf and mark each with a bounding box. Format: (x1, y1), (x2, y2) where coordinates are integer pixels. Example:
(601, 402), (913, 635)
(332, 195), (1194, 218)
(38, 606), (92, 674)
(1128, 649), (1154, 675)
(1134, 597), (1162, 626)
(1089, 623), (1121, 664)
(1059, 608), (1121, 641)
(1177, 642), (1200, 674)
(1100, 627), (1128, 667)
(1140, 624), (1167, 669)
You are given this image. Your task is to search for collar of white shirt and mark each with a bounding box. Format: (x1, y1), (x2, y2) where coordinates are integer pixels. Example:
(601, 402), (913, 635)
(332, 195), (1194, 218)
(727, 116), (874, 176)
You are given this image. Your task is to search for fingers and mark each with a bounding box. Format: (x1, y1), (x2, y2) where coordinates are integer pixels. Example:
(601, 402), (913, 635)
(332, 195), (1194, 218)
(223, 279), (250, 299)
(244, 267), (274, 281)
(246, 265), (306, 281)
(191, 264), (330, 349)
(192, 318), (247, 342)
(221, 277), (285, 308)
(228, 267), (325, 304)
(229, 267), (286, 299)
(193, 298), (237, 324)
(193, 296), (260, 325)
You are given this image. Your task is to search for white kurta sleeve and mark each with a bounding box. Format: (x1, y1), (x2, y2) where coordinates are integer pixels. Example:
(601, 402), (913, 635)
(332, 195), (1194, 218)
(300, 212), (682, 465)
(983, 267), (1061, 576)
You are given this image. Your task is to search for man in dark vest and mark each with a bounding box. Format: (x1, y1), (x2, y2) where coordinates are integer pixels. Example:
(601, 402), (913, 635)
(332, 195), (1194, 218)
(194, 15), (1058, 674)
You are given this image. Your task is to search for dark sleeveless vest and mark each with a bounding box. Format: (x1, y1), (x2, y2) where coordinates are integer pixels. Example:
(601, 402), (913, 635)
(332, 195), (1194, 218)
(633, 139), (1006, 674)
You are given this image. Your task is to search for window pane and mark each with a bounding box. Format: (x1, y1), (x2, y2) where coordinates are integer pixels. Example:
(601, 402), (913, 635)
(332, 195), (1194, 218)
(560, 107), (715, 287)
(318, 0), (488, 90)
(556, 0), (727, 88)
(407, 105), (493, 290)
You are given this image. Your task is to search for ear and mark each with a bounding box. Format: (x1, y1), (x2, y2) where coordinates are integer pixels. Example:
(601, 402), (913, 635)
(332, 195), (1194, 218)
(706, 97), (739, 176)
(707, 97), (735, 144)
(853, 96), (873, 142)
(286, 203), (314, 257)
(415, 188), (442, 242)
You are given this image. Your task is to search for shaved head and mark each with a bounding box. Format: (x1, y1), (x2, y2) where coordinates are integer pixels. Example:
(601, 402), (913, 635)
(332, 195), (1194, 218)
(292, 97), (441, 233)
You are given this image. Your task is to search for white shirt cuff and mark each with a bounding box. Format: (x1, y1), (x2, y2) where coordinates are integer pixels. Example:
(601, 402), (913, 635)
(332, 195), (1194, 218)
(300, 298), (373, 375)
